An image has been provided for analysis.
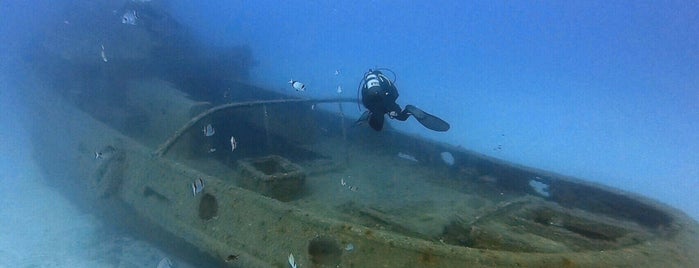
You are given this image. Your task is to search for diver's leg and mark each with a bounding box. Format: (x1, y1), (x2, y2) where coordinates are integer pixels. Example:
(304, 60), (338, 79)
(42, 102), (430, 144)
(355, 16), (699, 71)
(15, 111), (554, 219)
(368, 113), (385, 131)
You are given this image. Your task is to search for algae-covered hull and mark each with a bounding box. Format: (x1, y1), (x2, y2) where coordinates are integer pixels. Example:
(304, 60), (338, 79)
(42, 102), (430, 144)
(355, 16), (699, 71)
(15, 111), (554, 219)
(24, 78), (699, 267)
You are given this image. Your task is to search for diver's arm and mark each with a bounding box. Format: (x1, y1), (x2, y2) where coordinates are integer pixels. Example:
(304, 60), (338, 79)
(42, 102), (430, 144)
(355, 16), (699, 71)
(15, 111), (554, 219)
(391, 108), (411, 121)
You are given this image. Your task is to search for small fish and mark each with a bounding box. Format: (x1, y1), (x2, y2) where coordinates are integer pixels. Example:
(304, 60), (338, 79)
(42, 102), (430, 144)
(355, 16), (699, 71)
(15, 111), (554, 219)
(289, 80), (305, 91)
(208, 148), (217, 153)
(157, 257), (173, 268)
(340, 177), (358, 191)
(334, 69), (340, 76)
(288, 253), (297, 268)
(336, 85), (342, 94)
(202, 124), (215, 136)
(100, 45), (108, 62)
(122, 10), (138, 25)
(310, 104), (315, 110)
(345, 243), (354, 251)
(191, 177), (204, 196)
(94, 145), (116, 160)
(397, 152), (418, 162)
(230, 136), (237, 151)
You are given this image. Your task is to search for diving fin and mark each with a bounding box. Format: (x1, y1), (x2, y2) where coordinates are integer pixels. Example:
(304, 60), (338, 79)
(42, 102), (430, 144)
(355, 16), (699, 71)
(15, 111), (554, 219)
(404, 105), (450, 132)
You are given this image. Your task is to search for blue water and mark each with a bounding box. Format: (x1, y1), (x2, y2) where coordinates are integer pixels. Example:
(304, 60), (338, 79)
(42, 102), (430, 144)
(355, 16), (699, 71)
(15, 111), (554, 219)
(1, 0), (698, 265)
(167, 1), (699, 219)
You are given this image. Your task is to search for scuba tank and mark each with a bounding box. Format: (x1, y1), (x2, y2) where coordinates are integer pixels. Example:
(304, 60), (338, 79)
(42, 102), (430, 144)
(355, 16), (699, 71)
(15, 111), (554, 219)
(356, 68), (397, 111)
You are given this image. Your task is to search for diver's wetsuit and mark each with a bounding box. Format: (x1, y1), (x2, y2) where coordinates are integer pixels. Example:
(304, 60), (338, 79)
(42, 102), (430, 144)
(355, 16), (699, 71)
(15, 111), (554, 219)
(359, 69), (450, 132)
(361, 70), (409, 131)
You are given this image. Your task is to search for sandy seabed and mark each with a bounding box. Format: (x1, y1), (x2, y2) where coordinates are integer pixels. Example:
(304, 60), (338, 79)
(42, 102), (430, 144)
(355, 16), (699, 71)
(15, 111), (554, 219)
(0, 100), (191, 268)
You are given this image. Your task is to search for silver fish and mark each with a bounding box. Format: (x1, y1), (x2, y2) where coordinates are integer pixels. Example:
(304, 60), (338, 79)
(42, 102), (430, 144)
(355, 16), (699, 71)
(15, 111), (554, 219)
(94, 145), (116, 160)
(157, 257), (173, 268)
(230, 136), (237, 151)
(100, 45), (108, 62)
(345, 243), (354, 251)
(336, 85), (342, 94)
(289, 80), (305, 91)
(121, 10), (138, 25)
(288, 253), (297, 268)
(340, 177), (358, 192)
(397, 152), (418, 162)
(202, 124), (215, 136)
(191, 178), (204, 196)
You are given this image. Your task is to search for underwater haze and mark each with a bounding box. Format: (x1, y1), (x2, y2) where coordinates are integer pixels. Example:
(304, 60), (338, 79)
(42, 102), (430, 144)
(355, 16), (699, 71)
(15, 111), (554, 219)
(1, 0), (698, 266)
(168, 1), (699, 219)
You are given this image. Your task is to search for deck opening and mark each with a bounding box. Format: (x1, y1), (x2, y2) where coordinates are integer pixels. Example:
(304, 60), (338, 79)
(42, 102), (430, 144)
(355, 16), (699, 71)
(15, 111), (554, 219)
(308, 236), (342, 266)
(198, 193), (218, 220)
(238, 155), (306, 201)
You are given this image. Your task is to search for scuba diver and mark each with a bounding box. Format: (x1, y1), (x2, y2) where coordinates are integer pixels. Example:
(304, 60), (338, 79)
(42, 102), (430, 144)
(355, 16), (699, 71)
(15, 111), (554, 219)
(356, 68), (450, 132)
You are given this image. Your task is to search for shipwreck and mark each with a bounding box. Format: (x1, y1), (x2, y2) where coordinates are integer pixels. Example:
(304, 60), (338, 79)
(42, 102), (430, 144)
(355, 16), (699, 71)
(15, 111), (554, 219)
(19, 1), (699, 267)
